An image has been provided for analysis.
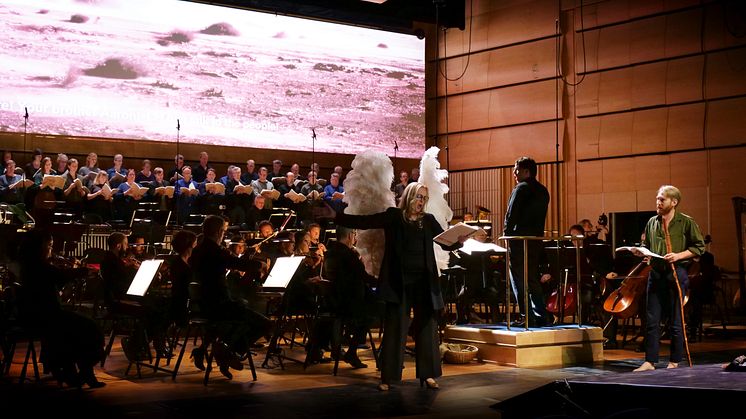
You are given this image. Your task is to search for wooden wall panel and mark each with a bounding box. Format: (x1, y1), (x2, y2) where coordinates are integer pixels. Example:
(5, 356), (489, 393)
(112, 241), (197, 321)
(670, 151), (708, 187)
(603, 191), (638, 212)
(601, 158), (635, 192)
(667, 103), (705, 151)
(665, 55), (703, 104)
(575, 116), (600, 159)
(436, 79), (560, 133)
(435, 120), (562, 170)
(634, 154), (671, 190)
(631, 107), (668, 154)
(577, 160), (603, 194)
(703, 2), (746, 51)
(664, 8), (703, 57)
(433, 38), (558, 97)
(598, 113), (633, 157)
(633, 62), (668, 108)
(705, 47), (746, 99)
(706, 97), (746, 147)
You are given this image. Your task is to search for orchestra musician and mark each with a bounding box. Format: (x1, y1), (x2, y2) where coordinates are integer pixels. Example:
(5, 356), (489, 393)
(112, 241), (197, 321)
(189, 215), (271, 379)
(17, 229), (106, 388)
(322, 225), (378, 369)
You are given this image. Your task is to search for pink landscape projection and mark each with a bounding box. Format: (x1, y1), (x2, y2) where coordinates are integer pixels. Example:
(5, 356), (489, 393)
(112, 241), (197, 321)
(0, 0), (425, 158)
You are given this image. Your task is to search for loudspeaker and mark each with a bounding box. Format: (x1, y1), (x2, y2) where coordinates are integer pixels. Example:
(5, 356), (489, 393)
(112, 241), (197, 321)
(609, 211), (656, 250)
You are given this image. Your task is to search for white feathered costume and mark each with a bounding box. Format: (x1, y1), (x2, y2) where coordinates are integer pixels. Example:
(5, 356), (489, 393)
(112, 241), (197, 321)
(342, 146), (452, 277)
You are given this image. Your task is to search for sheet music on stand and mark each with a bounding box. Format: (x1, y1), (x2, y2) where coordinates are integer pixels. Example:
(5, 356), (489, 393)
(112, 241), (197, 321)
(262, 256), (304, 291)
(126, 259), (164, 296)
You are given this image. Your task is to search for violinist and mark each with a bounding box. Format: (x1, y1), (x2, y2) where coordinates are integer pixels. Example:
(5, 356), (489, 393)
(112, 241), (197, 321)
(17, 230), (106, 388)
(306, 223), (327, 254)
(189, 215), (271, 379)
(127, 234), (150, 262)
(226, 234), (263, 307)
(295, 230), (323, 275)
(100, 232), (138, 308)
(633, 185), (705, 371)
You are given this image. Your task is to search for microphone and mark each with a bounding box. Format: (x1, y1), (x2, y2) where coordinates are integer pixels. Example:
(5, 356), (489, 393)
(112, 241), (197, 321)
(311, 128), (316, 139)
(177, 119), (180, 130)
(394, 140), (399, 150)
(24, 107), (29, 119)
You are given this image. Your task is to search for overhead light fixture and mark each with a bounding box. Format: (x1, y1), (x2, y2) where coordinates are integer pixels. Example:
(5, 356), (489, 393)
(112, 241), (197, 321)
(361, 0), (388, 4)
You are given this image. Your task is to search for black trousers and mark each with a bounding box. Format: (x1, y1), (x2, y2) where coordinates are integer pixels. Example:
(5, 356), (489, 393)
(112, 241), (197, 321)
(380, 281), (441, 384)
(508, 241), (549, 323)
(645, 266), (688, 364)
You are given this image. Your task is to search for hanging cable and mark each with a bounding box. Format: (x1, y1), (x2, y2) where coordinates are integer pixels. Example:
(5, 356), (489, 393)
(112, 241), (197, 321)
(556, 0), (587, 87)
(436, 0), (473, 82)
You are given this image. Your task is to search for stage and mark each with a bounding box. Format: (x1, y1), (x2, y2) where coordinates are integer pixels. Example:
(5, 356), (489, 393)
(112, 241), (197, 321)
(444, 323), (605, 368)
(493, 363), (746, 418)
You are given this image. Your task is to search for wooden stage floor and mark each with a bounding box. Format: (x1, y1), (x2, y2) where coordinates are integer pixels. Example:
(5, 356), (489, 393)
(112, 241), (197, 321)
(2, 326), (745, 418)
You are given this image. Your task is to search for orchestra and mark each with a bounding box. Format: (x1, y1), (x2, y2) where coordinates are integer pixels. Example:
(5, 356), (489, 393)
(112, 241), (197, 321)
(0, 148), (724, 390)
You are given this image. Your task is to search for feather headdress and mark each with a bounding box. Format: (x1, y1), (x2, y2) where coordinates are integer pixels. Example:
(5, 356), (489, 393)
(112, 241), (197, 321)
(419, 146), (453, 271)
(342, 150), (395, 277)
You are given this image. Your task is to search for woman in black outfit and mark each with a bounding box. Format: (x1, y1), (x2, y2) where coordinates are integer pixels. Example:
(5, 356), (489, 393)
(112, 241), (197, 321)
(17, 230), (105, 388)
(335, 182), (463, 391)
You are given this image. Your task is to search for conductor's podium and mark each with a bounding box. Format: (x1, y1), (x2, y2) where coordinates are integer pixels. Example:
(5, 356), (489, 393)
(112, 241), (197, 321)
(444, 324), (604, 368)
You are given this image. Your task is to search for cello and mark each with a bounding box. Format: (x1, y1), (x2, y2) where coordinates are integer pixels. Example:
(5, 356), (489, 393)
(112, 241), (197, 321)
(602, 262), (651, 319)
(604, 259), (701, 319)
(546, 268), (576, 317)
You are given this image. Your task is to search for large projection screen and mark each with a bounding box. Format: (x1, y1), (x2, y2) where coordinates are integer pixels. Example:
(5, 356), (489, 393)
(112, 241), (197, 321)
(0, 0), (425, 158)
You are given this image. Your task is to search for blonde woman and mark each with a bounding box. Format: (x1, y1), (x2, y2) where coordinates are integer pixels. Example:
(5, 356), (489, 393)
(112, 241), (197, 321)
(336, 182), (466, 391)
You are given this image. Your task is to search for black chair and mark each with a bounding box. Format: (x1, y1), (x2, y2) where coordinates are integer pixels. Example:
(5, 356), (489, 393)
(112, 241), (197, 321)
(171, 282), (257, 384)
(0, 282), (42, 384)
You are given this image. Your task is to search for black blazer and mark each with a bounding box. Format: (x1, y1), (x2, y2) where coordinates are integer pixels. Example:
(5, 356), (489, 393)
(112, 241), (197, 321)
(336, 207), (460, 310)
(503, 178), (550, 237)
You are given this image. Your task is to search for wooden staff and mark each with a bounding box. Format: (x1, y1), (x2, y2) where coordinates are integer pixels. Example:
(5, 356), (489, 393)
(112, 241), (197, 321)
(662, 220), (693, 367)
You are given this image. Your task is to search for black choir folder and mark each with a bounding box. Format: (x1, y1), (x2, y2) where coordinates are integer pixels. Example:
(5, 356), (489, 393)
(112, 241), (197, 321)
(433, 222), (484, 247)
(126, 259), (164, 297)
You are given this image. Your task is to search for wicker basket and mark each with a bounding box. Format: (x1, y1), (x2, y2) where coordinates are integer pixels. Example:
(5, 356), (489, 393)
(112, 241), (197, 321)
(443, 343), (478, 364)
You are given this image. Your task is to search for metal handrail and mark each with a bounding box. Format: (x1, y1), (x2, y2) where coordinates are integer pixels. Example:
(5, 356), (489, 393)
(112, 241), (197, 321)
(499, 235), (585, 330)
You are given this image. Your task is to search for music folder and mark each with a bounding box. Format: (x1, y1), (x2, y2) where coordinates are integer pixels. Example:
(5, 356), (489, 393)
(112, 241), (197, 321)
(262, 256), (304, 291)
(126, 259), (164, 297)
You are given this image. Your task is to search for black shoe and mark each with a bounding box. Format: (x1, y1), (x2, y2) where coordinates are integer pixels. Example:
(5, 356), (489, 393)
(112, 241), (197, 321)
(343, 351), (368, 369)
(191, 347), (206, 371)
(219, 365), (233, 380)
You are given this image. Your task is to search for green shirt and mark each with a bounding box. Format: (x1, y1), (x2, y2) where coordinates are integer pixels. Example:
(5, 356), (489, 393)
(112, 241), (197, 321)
(643, 210), (705, 271)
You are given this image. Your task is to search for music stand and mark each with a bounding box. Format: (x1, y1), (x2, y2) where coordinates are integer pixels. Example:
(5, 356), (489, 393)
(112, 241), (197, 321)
(126, 259), (164, 297)
(262, 256), (304, 291)
(261, 256), (307, 369)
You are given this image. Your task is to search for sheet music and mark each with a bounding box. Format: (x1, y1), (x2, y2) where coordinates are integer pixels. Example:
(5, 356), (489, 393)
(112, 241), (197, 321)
(459, 239), (506, 255)
(615, 246), (663, 259)
(263, 256), (304, 289)
(433, 222), (482, 246)
(126, 259), (164, 296)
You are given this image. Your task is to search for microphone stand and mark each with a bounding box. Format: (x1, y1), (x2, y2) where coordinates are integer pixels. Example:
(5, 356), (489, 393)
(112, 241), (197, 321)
(176, 118), (181, 163)
(21, 108), (30, 196)
(393, 140), (399, 174)
(311, 128), (316, 176)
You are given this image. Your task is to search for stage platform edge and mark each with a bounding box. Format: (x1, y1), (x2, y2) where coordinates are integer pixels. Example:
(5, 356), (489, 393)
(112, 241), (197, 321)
(444, 324), (604, 368)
